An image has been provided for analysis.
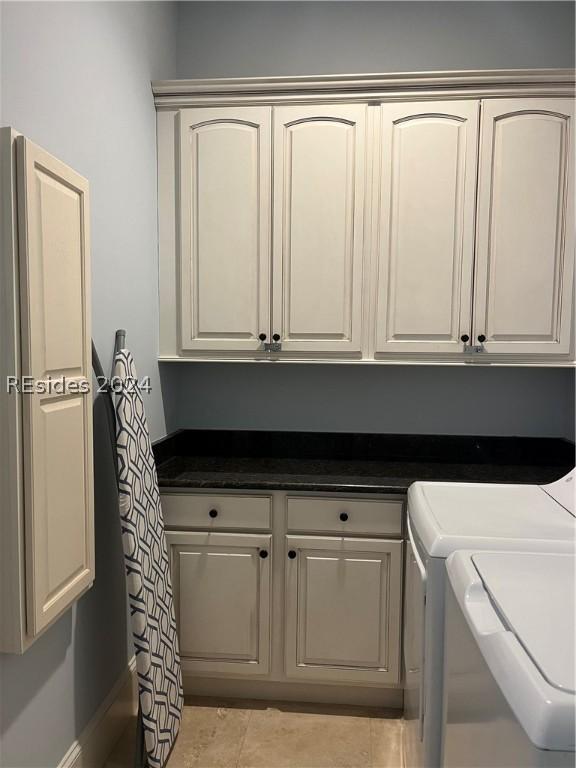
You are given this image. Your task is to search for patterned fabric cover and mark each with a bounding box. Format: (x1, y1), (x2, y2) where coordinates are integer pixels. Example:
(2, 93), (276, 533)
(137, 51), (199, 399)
(114, 349), (183, 768)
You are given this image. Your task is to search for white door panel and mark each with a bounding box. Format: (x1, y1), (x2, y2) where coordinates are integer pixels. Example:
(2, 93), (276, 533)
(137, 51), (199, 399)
(285, 536), (402, 684)
(273, 105), (366, 354)
(167, 531), (271, 676)
(179, 551), (258, 660)
(375, 101), (479, 355)
(17, 136), (94, 634)
(179, 107), (271, 352)
(474, 98), (574, 355)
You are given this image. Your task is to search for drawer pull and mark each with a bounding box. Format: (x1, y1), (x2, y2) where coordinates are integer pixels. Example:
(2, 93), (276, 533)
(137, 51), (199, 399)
(259, 549), (268, 559)
(288, 550), (297, 559)
(208, 509), (218, 518)
(339, 512), (349, 522)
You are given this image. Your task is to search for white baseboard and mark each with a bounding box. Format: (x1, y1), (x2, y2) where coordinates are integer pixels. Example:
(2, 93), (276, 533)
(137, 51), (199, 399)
(58, 656), (138, 768)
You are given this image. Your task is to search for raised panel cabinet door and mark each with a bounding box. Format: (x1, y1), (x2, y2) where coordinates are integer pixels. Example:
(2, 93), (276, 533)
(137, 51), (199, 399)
(16, 136), (93, 636)
(474, 99), (575, 355)
(167, 532), (271, 677)
(375, 101), (479, 355)
(285, 536), (402, 685)
(272, 105), (367, 355)
(178, 107), (272, 352)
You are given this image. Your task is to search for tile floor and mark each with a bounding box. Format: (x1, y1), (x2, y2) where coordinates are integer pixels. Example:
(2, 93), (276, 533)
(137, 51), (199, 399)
(106, 699), (404, 768)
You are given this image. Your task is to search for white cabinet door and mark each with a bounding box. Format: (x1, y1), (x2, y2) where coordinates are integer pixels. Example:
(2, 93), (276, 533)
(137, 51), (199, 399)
(167, 531), (271, 676)
(272, 105), (367, 355)
(16, 136), (94, 635)
(178, 107), (271, 352)
(375, 102), (479, 355)
(285, 536), (402, 685)
(474, 99), (575, 355)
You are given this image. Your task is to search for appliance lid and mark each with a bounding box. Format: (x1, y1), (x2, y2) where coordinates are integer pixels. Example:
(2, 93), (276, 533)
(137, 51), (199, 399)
(408, 481), (576, 559)
(447, 550), (575, 751)
(472, 551), (575, 694)
(542, 470), (576, 515)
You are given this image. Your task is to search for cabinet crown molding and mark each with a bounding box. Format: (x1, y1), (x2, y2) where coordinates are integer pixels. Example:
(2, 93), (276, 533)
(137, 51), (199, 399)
(152, 68), (575, 108)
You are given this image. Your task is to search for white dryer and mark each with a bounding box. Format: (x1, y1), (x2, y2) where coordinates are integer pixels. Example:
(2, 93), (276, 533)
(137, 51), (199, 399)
(403, 471), (575, 768)
(443, 550), (575, 767)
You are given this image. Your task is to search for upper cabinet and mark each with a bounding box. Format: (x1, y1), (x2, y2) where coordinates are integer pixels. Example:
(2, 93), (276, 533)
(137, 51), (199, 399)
(374, 101), (479, 356)
(178, 107), (271, 352)
(272, 105), (366, 355)
(156, 73), (575, 364)
(473, 99), (575, 355)
(1, 129), (94, 653)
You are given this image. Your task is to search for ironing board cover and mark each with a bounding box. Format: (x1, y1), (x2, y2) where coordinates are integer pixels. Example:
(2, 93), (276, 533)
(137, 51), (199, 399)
(114, 349), (183, 768)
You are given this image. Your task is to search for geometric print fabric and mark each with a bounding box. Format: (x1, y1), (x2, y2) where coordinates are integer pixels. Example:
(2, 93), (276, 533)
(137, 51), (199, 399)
(114, 349), (183, 768)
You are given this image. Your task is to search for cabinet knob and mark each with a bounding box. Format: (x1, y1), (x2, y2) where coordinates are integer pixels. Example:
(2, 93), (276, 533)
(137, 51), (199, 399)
(273, 333), (281, 342)
(339, 512), (349, 522)
(288, 550), (297, 559)
(460, 334), (469, 343)
(478, 334), (486, 343)
(259, 549), (268, 559)
(259, 333), (267, 341)
(209, 509), (218, 518)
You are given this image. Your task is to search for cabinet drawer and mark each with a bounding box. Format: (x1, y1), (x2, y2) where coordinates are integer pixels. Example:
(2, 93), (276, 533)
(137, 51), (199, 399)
(287, 496), (403, 537)
(161, 493), (271, 530)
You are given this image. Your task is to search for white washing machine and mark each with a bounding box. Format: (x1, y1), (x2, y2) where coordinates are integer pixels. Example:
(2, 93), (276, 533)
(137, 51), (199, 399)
(403, 471), (575, 768)
(443, 550), (575, 767)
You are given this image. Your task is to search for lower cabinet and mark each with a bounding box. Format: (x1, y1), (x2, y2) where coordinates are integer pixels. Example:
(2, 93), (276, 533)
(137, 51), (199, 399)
(163, 491), (405, 696)
(166, 531), (272, 676)
(284, 536), (403, 685)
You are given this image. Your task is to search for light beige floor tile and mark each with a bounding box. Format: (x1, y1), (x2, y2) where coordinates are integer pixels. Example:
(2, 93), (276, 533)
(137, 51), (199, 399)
(370, 717), (404, 768)
(105, 718), (137, 768)
(237, 706), (371, 768)
(167, 704), (251, 768)
(105, 702), (404, 768)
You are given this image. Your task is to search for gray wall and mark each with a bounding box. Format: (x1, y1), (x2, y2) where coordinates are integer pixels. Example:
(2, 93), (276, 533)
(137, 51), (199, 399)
(0, 3), (177, 765)
(1, 0), (175, 441)
(169, 1), (575, 443)
(163, 365), (575, 441)
(175, 1), (575, 77)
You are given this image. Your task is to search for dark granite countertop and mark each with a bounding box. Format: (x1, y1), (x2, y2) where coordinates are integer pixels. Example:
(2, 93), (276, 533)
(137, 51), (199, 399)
(154, 430), (574, 495)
